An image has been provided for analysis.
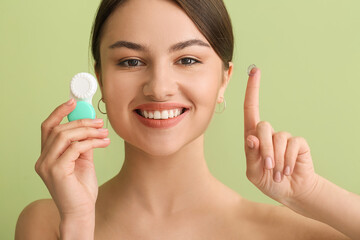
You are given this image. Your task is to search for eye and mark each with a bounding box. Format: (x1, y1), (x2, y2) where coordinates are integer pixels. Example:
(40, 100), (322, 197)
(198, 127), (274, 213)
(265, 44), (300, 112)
(117, 57), (201, 68)
(178, 57), (201, 66)
(117, 59), (144, 68)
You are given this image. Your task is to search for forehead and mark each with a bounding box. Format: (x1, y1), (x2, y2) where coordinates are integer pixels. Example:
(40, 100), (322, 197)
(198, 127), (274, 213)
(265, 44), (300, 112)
(100, 0), (211, 52)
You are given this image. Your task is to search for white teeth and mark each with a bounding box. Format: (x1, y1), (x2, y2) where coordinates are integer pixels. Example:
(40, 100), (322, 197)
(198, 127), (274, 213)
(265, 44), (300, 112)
(154, 111), (161, 119)
(140, 108), (184, 119)
(148, 112), (154, 118)
(161, 110), (169, 119)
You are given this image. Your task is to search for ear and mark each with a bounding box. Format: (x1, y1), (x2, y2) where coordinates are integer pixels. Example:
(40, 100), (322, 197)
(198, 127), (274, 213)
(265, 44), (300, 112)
(217, 62), (233, 103)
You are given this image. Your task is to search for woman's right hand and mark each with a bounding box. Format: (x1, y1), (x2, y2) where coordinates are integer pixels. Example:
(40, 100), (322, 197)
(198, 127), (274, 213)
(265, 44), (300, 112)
(35, 98), (110, 220)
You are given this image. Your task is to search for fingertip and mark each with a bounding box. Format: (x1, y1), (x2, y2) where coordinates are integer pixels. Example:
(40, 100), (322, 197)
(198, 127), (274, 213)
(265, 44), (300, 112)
(249, 67), (257, 76)
(65, 98), (75, 106)
(247, 64), (257, 76)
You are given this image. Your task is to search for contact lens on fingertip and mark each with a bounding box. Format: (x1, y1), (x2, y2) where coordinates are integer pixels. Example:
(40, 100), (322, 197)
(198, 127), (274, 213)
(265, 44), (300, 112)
(67, 72), (98, 122)
(247, 64), (257, 76)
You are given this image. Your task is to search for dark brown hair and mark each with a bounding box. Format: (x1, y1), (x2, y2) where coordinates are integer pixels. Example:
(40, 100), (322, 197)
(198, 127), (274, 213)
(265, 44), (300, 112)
(90, 0), (234, 80)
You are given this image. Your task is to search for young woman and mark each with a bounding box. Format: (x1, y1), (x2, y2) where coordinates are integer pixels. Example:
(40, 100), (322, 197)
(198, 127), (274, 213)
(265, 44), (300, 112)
(16, 0), (360, 239)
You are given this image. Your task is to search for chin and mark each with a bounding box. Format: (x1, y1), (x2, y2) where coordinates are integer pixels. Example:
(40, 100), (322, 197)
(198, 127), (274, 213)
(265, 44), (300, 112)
(135, 139), (187, 158)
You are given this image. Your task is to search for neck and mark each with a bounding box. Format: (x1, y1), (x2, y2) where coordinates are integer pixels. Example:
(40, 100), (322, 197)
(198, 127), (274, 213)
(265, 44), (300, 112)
(111, 134), (216, 217)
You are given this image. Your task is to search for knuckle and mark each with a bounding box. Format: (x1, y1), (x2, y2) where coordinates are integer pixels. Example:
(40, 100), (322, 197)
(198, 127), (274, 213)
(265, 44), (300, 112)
(273, 133), (288, 144)
(78, 119), (87, 126)
(89, 139), (98, 148)
(70, 141), (81, 151)
(34, 160), (41, 174)
(37, 162), (49, 176)
(290, 136), (302, 144)
(85, 126), (93, 132)
(244, 104), (259, 110)
(52, 125), (62, 135)
(296, 136), (305, 142)
(257, 121), (271, 130)
(57, 131), (68, 142)
(41, 121), (49, 131)
(277, 131), (291, 137)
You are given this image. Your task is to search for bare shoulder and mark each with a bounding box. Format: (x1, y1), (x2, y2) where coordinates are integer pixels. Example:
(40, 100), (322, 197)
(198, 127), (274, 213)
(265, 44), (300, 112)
(15, 198), (60, 240)
(237, 198), (350, 240)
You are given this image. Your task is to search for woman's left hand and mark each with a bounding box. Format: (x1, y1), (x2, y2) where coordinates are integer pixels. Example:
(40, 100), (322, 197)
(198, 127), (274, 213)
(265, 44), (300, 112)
(243, 67), (320, 205)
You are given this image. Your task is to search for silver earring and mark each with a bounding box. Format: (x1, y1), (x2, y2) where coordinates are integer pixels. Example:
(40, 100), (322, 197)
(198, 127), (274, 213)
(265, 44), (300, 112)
(215, 98), (226, 114)
(97, 98), (107, 114)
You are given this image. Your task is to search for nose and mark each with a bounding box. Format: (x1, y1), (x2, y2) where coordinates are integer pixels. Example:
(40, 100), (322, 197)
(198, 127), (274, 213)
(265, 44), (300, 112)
(143, 62), (177, 101)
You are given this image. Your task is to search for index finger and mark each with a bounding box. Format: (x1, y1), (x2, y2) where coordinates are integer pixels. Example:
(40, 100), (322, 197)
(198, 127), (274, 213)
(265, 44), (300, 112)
(244, 66), (261, 139)
(41, 99), (76, 150)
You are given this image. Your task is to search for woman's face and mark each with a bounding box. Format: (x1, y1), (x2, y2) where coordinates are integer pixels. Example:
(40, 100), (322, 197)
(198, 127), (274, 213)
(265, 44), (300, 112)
(97, 0), (232, 156)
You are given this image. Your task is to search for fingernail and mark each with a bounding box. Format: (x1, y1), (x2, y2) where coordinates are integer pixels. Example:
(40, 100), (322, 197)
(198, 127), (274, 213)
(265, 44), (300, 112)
(274, 171), (282, 183)
(247, 139), (254, 149)
(265, 157), (273, 169)
(66, 98), (74, 105)
(247, 64), (257, 76)
(284, 166), (291, 176)
(98, 128), (108, 132)
(103, 138), (110, 141)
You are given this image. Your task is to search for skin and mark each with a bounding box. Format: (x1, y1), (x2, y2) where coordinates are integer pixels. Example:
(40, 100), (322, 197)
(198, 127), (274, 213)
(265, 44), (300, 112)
(15, 0), (359, 239)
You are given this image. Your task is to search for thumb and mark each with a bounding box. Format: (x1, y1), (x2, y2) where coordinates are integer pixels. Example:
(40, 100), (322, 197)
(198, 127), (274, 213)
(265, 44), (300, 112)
(245, 135), (263, 183)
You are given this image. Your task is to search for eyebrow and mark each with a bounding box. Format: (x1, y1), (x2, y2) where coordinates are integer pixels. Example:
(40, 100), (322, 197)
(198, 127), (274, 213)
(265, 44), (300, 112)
(108, 39), (211, 53)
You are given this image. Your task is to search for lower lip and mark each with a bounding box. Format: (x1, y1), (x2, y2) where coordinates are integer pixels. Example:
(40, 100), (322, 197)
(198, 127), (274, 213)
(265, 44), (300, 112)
(134, 110), (189, 129)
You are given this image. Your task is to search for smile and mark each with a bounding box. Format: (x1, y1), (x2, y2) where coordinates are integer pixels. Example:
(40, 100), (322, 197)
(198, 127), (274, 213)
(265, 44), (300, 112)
(135, 108), (186, 119)
(133, 103), (190, 129)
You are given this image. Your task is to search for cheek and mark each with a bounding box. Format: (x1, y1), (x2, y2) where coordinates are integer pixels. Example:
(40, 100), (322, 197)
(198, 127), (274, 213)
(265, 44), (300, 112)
(101, 71), (142, 138)
(102, 68), (142, 107)
(180, 70), (221, 112)
(178, 70), (222, 140)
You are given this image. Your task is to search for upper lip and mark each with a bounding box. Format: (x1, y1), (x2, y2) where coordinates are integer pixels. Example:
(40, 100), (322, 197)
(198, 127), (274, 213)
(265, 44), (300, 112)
(134, 103), (191, 111)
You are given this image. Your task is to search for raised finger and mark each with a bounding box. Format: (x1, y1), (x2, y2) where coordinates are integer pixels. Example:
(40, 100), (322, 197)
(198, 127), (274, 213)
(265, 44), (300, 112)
(256, 121), (275, 170)
(41, 99), (77, 151)
(244, 66), (261, 139)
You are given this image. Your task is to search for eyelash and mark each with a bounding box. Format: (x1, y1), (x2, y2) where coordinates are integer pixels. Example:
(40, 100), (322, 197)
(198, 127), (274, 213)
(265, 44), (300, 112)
(116, 57), (201, 68)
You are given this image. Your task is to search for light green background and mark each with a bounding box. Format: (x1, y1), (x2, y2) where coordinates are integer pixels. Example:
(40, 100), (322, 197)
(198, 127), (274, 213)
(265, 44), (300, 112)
(1, 0), (360, 239)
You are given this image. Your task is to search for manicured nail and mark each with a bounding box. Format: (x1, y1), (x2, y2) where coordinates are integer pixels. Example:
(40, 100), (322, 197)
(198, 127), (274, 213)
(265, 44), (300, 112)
(265, 157), (273, 169)
(284, 166), (291, 176)
(247, 64), (257, 76)
(247, 139), (254, 149)
(274, 171), (282, 183)
(98, 128), (108, 132)
(103, 138), (110, 141)
(66, 98), (74, 105)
